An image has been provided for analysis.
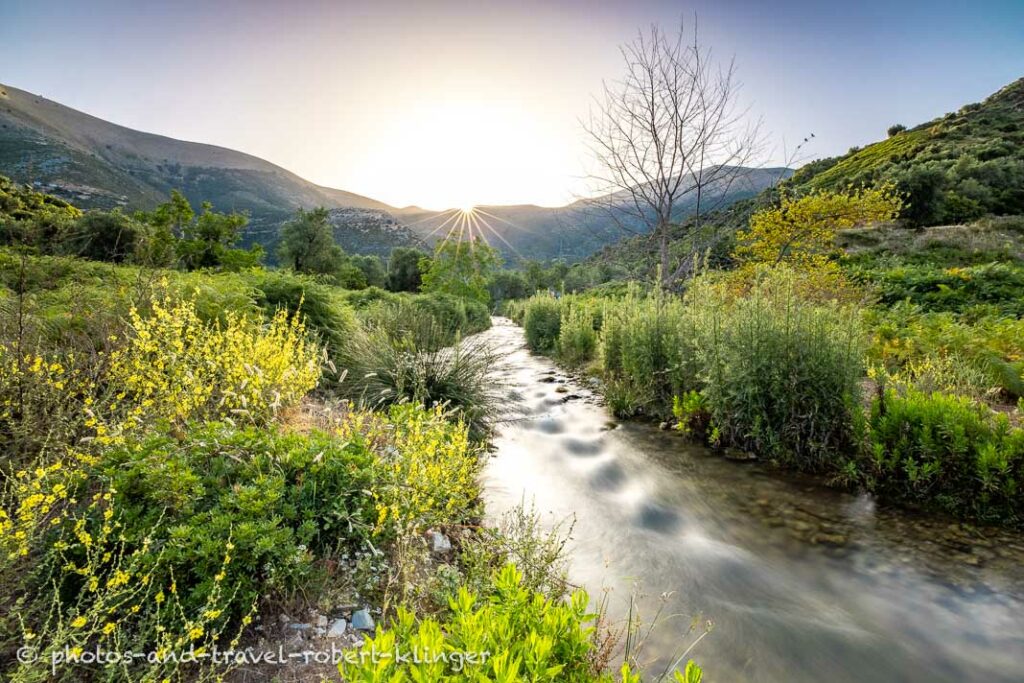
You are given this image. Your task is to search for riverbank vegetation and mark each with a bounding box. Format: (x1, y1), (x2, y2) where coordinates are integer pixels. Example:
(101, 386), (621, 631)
(508, 183), (1024, 528)
(0, 178), (683, 682)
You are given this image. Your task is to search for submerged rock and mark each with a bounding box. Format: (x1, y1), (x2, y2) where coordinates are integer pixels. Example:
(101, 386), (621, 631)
(722, 448), (757, 462)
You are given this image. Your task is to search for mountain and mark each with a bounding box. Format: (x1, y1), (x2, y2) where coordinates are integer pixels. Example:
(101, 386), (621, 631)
(396, 167), (789, 262)
(0, 81), (783, 262)
(783, 76), (1024, 226)
(0, 82), (409, 255)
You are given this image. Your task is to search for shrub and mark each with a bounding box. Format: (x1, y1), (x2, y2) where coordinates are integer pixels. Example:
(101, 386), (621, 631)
(93, 424), (378, 621)
(523, 294), (562, 353)
(865, 388), (1024, 524)
(342, 286), (401, 310)
(67, 210), (144, 263)
(691, 268), (865, 469)
(339, 403), (482, 535)
(558, 305), (597, 366)
(339, 564), (676, 683)
(409, 293), (468, 341)
(597, 293), (696, 417)
(3, 403), (480, 681)
(247, 269), (356, 376)
(0, 294), (320, 464)
(104, 296), (321, 437)
(462, 297), (492, 334)
(338, 322), (499, 439)
(866, 306), (1024, 399)
(616, 296), (694, 416)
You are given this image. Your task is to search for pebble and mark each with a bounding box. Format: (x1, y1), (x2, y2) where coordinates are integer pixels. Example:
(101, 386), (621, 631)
(351, 609), (375, 631)
(429, 530), (452, 553)
(327, 619), (348, 638)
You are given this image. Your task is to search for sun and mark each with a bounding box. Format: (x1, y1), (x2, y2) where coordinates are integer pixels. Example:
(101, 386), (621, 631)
(459, 205), (476, 214)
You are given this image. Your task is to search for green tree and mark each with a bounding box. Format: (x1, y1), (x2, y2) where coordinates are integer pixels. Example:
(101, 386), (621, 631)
(420, 239), (501, 303)
(145, 189), (194, 238)
(349, 254), (387, 288)
(277, 207), (346, 275)
(487, 270), (530, 304)
(336, 262), (369, 289)
(386, 246), (428, 292)
(176, 201), (258, 271)
(69, 210), (143, 263)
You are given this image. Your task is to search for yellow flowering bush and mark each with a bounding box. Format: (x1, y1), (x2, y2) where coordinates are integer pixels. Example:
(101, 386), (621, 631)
(104, 296), (321, 438)
(335, 404), (481, 536)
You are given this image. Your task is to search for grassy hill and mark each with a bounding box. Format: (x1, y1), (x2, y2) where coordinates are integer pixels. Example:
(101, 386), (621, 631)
(787, 77), (1024, 225)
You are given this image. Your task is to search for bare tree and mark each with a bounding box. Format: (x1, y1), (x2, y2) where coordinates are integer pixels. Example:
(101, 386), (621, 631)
(583, 20), (763, 287)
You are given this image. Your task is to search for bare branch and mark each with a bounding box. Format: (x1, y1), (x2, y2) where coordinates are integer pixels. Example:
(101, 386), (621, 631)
(581, 18), (765, 287)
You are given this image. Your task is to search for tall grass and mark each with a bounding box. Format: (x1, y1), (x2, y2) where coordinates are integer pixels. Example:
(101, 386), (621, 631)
(338, 315), (500, 438)
(598, 292), (698, 417)
(523, 294), (562, 353)
(689, 269), (865, 469)
(557, 304), (598, 367)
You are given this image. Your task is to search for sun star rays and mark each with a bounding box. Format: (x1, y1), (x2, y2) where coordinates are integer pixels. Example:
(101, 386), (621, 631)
(410, 206), (526, 262)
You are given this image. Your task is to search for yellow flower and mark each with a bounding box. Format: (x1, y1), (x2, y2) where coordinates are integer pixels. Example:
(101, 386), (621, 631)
(71, 616), (87, 629)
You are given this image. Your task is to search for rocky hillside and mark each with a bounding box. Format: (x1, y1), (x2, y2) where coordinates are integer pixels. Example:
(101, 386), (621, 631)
(325, 207), (417, 257)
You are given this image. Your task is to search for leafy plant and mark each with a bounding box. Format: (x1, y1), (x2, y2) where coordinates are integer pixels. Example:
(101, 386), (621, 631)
(523, 294), (562, 354)
(688, 267), (865, 469)
(865, 387), (1024, 524)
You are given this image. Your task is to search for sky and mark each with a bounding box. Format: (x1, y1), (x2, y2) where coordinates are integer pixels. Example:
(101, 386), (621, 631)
(2, 0), (1023, 210)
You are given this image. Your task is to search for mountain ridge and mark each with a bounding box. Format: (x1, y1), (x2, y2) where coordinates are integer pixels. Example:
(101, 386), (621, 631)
(0, 82), (783, 261)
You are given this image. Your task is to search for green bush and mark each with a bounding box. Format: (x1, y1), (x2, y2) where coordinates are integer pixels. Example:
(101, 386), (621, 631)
(691, 269), (865, 469)
(246, 269), (356, 376)
(462, 297), (492, 334)
(94, 424), (377, 621)
(342, 285), (401, 310)
(596, 294), (696, 417)
(409, 293), (468, 341)
(863, 262), (1024, 316)
(558, 305), (598, 367)
(339, 564), (690, 683)
(865, 388), (1024, 524)
(523, 294), (562, 353)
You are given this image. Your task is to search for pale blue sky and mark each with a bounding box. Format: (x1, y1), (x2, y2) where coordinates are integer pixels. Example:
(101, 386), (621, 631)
(2, 0), (1022, 207)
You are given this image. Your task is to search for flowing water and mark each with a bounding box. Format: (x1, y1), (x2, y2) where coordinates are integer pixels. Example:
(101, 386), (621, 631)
(479, 318), (1024, 682)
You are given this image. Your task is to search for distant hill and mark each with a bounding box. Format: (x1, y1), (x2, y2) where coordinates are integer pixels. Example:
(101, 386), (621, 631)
(785, 77), (1024, 226)
(397, 167), (788, 262)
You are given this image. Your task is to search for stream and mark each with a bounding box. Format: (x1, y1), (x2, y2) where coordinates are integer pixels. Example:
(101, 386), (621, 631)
(479, 317), (1024, 682)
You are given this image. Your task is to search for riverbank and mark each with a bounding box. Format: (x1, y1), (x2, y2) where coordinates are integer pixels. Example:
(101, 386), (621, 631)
(481, 317), (1024, 682)
(507, 269), (1024, 528)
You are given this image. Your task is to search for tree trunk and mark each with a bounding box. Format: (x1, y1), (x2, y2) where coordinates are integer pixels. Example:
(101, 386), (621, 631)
(659, 221), (670, 289)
